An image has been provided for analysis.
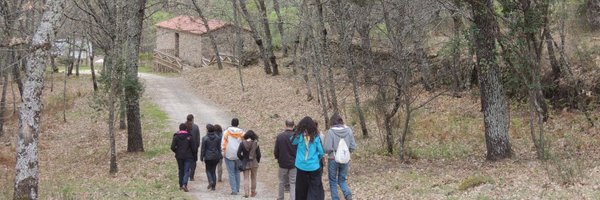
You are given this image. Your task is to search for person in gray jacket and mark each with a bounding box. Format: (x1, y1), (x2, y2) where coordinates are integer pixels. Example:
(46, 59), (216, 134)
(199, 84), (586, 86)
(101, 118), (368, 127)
(324, 113), (356, 200)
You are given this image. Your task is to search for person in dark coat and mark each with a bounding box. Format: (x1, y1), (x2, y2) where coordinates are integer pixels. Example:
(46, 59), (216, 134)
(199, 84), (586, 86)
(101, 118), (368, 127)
(214, 124), (224, 182)
(171, 123), (197, 192)
(186, 114), (201, 181)
(274, 120), (297, 200)
(237, 130), (261, 198)
(201, 124), (222, 191)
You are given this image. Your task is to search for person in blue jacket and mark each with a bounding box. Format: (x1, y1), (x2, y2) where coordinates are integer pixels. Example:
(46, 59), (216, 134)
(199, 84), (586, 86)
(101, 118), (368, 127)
(291, 116), (325, 200)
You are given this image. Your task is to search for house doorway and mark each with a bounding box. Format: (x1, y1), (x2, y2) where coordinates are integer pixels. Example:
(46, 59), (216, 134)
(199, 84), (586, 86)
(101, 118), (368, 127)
(174, 32), (180, 57)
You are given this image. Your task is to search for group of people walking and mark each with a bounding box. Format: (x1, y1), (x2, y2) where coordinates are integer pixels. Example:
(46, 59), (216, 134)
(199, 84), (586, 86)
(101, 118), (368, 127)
(170, 113), (356, 200)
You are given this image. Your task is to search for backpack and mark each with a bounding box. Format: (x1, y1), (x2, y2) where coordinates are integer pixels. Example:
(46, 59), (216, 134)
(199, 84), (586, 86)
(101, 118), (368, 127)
(334, 138), (351, 164)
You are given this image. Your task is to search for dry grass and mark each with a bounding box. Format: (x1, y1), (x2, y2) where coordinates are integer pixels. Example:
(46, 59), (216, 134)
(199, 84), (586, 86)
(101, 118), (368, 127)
(0, 74), (189, 199)
(183, 64), (600, 199)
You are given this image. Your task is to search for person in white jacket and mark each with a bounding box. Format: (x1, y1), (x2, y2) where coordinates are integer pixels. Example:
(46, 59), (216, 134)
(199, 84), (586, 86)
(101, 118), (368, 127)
(221, 118), (245, 195)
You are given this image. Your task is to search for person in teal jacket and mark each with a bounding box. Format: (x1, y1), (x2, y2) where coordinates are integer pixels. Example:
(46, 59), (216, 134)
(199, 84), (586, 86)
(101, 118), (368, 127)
(290, 116), (325, 200)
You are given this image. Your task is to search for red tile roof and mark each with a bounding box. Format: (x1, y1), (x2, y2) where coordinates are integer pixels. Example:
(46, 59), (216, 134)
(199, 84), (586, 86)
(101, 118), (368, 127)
(155, 15), (235, 35)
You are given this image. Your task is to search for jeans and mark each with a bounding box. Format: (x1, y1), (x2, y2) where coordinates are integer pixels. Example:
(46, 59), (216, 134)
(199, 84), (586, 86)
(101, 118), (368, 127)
(217, 158), (223, 181)
(278, 168), (296, 200)
(328, 161), (352, 200)
(224, 158), (241, 193)
(296, 168), (324, 200)
(177, 158), (193, 187)
(205, 159), (219, 185)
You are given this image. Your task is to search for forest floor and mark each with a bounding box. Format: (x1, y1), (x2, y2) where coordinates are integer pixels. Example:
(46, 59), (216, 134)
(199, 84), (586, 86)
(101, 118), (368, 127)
(183, 64), (600, 199)
(0, 72), (192, 199)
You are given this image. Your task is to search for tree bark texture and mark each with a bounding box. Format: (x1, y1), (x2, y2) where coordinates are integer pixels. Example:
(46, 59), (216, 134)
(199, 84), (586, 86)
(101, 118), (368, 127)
(238, 0), (272, 74)
(125, 0), (146, 152)
(315, 0), (338, 114)
(0, 58), (7, 137)
(272, 0), (288, 56)
(231, 0), (246, 92)
(470, 0), (512, 161)
(14, 0), (64, 199)
(257, 0), (279, 75)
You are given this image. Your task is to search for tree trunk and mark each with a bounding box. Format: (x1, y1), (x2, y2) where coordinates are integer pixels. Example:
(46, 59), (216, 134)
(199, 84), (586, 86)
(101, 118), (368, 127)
(333, 0), (368, 138)
(63, 59), (67, 123)
(50, 55), (57, 92)
(12, 53), (23, 98)
(470, 0), (512, 161)
(191, 0), (224, 70)
(0, 60), (7, 137)
(384, 114), (394, 155)
(315, 0), (338, 114)
(13, 0), (64, 198)
(257, 0), (279, 75)
(399, 102), (411, 160)
(451, 6), (463, 93)
(90, 46), (98, 92)
(125, 0), (146, 152)
(75, 42), (82, 76)
(231, 0), (246, 92)
(119, 94), (126, 129)
(310, 39), (330, 129)
(272, 0), (287, 57)
(356, 22), (373, 84)
(238, 0), (272, 74)
(544, 31), (561, 81)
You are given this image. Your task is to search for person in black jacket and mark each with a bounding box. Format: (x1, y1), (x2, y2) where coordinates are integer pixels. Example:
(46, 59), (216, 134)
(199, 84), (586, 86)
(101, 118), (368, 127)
(201, 124), (222, 191)
(186, 114), (201, 181)
(171, 123), (197, 192)
(274, 120), (297, 200)
(214, 124), (224, 182)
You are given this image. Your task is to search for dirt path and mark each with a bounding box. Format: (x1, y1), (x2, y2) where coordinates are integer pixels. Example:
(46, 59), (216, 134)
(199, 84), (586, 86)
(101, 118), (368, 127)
(140, 73), (277, 199)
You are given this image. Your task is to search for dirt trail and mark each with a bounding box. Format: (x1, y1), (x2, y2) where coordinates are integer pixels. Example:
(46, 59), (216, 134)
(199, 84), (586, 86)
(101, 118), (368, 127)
(140, 73), (277, 199)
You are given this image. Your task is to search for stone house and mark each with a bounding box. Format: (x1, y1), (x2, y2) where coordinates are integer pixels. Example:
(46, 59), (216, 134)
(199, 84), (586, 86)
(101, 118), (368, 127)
(155, 15), (254, 68)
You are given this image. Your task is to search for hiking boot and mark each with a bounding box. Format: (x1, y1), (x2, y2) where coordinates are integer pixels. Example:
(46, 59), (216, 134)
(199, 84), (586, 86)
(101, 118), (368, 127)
(190, 178), (195, 181)
(251, 191), (257, 197)
(231, 192), (238, 195)
(207, 184), (212, 190)
(182, 185), (189, 192)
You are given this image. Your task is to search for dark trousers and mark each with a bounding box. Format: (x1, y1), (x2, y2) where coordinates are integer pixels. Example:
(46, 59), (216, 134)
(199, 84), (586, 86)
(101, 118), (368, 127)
(190, 161), (197, 179)
(295, 168), (324, 200)
(177, 158), (193, 187)
(205, 159), (219, 185)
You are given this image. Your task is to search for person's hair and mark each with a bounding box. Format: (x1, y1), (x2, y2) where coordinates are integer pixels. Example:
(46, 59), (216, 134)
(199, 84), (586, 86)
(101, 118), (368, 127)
(186, 114), (194, 131)
(206, 124), (215, 133)
(330, 112), (344, 126)
(243, 130), (259, 141)
(231, 118), (239, 127)
(213, 124), (223, 133)
(179, 123), (187, 131)
(295, 116), (318, 142)
(285, 120), (294, 128)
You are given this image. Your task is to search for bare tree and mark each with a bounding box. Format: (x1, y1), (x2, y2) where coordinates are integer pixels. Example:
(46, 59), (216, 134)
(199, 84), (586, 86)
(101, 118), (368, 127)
(238, 0), (272, 74)
(257, 0), (279, 75)
(13, 0), (64, 198)
(191, 0), (224, 70)
(231, 0), (246, 91)
(272, 0), (287, 57)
